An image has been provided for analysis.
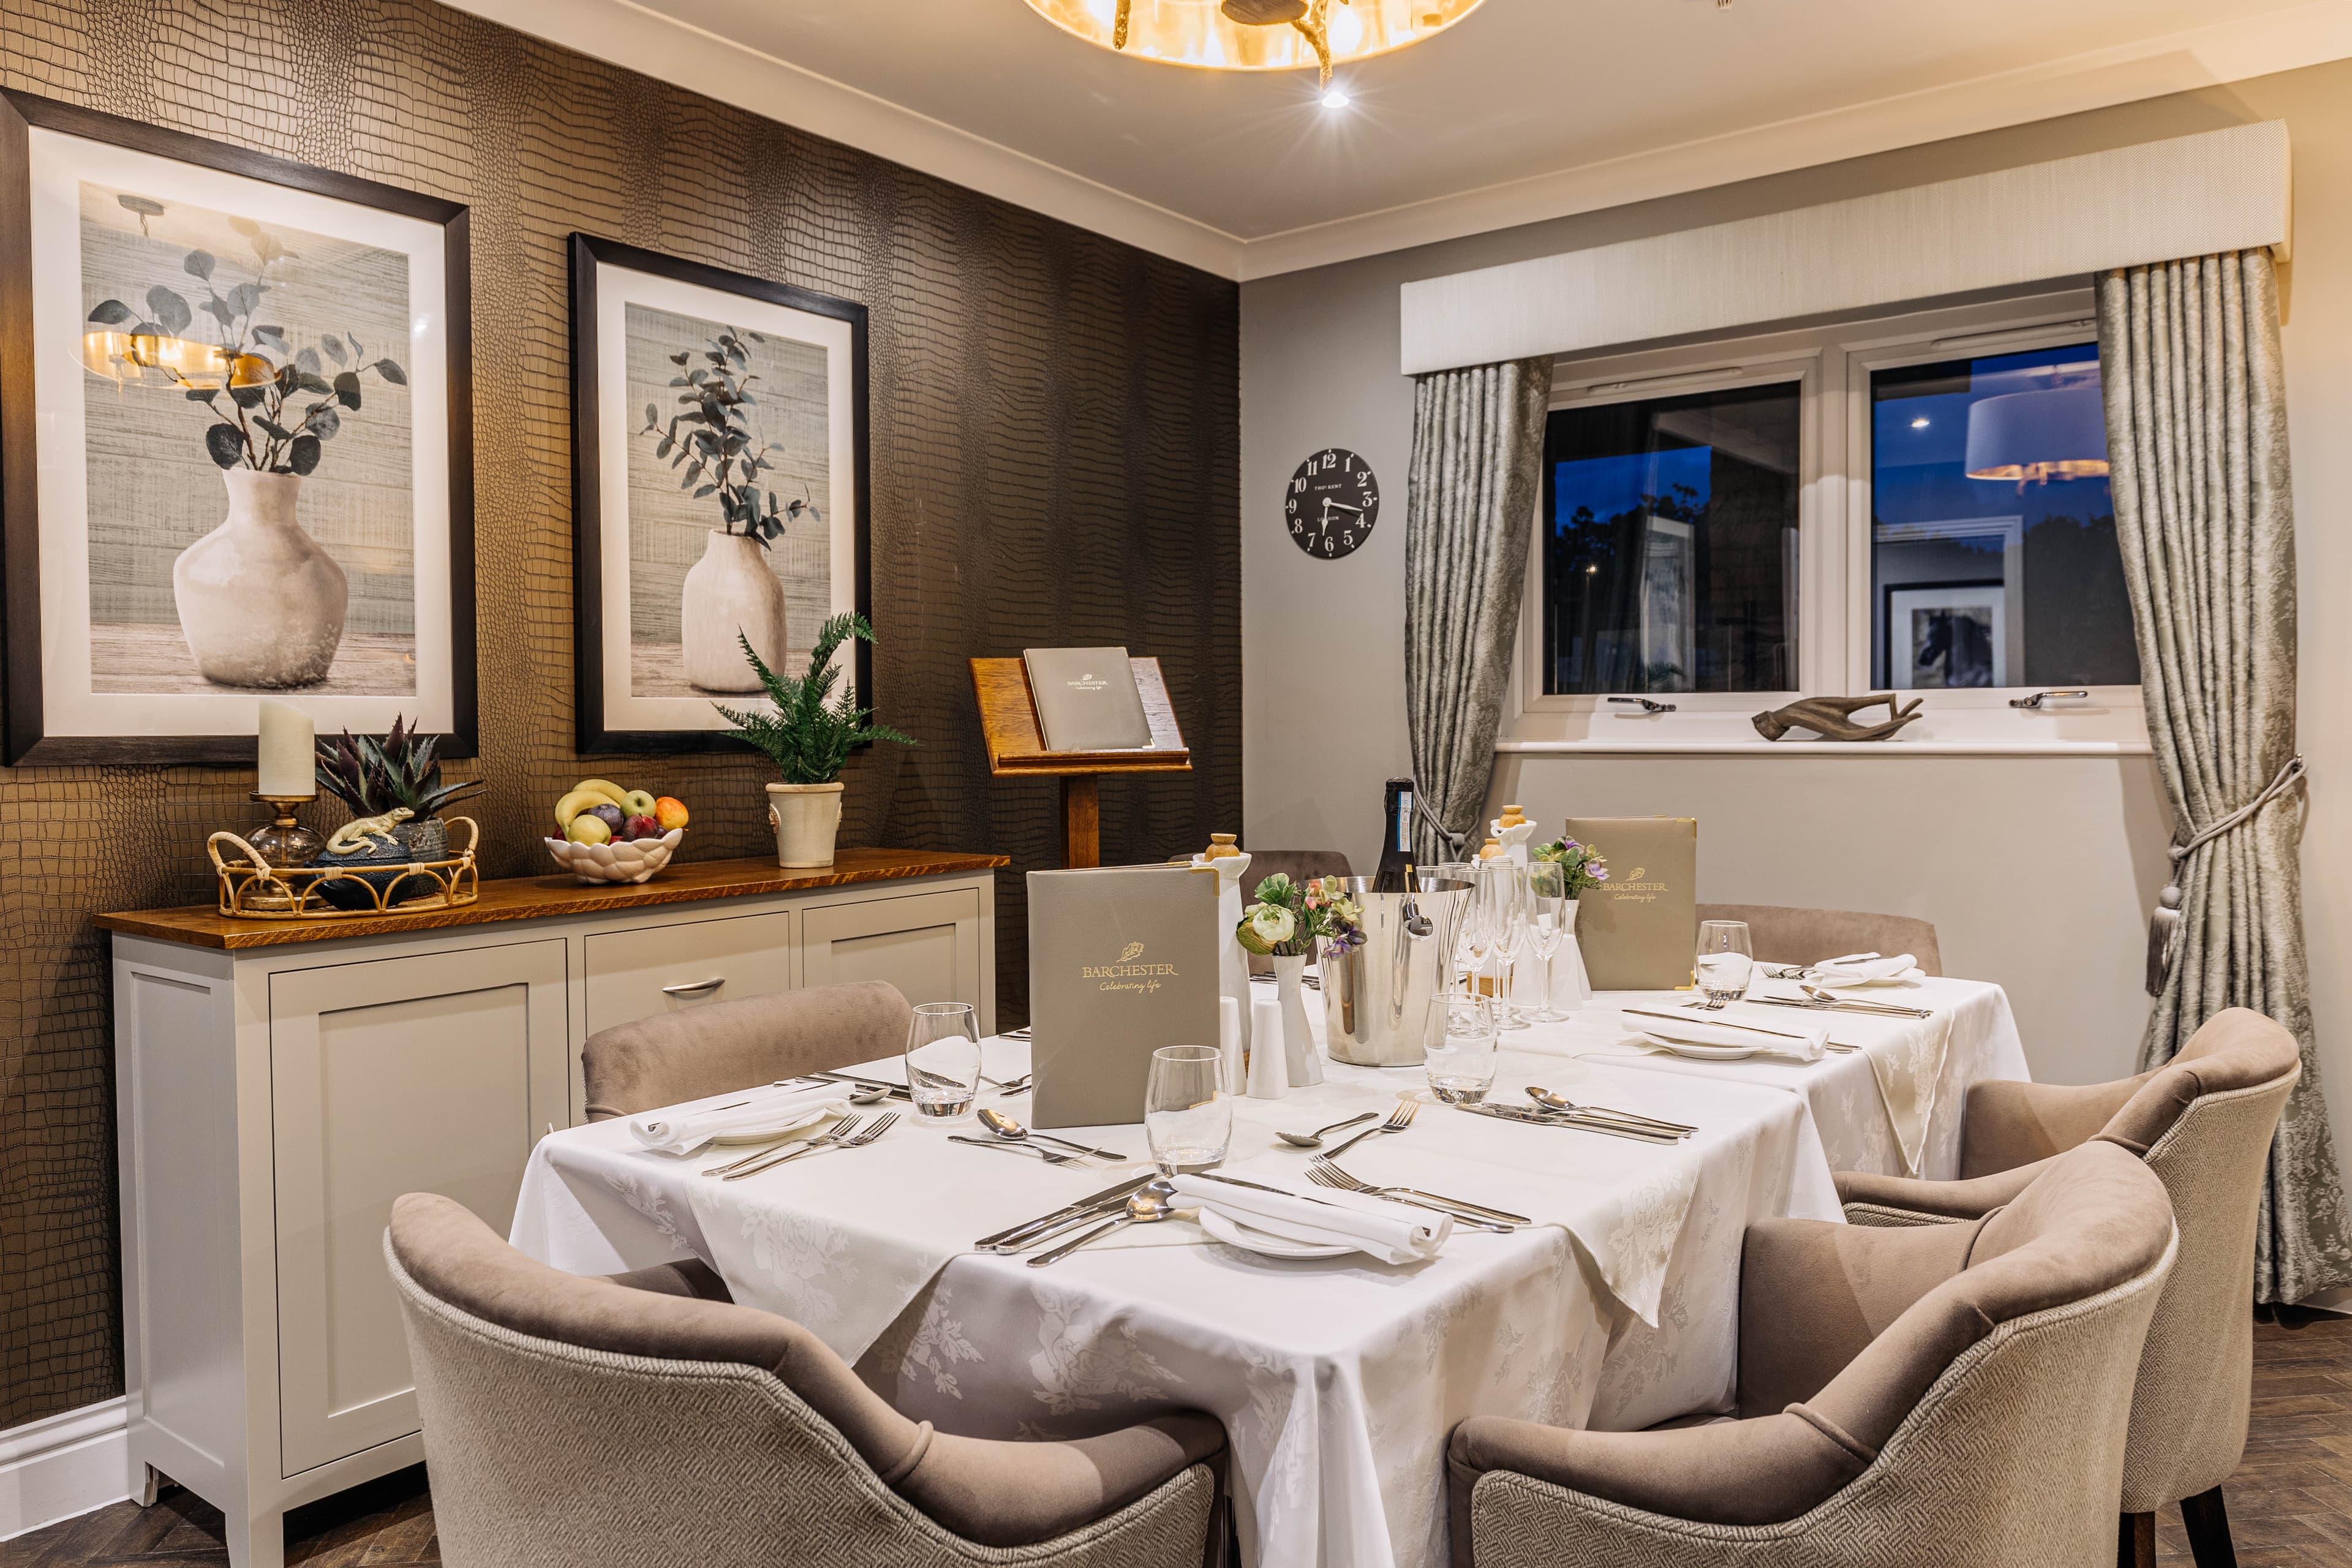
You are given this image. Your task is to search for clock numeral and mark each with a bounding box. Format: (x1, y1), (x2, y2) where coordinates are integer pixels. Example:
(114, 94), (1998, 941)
(1292, 477), (1308, 494)
(1321, 453), (1338, 470)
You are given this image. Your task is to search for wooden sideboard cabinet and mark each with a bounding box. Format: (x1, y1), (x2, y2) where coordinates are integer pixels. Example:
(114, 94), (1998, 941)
(97, 850), (1005, 1568)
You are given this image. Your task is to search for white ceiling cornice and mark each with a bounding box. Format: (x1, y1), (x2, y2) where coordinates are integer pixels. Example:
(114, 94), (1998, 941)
(446, 0), (2352, 284)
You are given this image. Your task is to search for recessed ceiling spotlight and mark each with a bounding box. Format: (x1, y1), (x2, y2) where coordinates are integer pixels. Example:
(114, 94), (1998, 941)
(1321, 85), (1351, 108)
(1911, 417), (1931, 429)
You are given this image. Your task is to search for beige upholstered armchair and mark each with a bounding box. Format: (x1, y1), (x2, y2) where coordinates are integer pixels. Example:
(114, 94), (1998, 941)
(582, 979), (912, 1121)
(1447, 1141), (2175, 1567)
(1836, 1007), (2299, 1568)
(388, 1193), (1227, 1568)
(1694, 904), (1942, 976)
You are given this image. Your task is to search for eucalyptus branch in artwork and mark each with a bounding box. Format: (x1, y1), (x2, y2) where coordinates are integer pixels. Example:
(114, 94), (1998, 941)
(87, 225), (407, 476)
(639, 325), (818, 549)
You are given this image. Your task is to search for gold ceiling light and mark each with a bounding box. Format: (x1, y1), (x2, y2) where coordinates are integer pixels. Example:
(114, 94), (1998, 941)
(1022, 0), (1485, 90)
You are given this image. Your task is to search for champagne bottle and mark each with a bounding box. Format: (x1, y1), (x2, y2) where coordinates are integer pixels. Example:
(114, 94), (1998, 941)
(1373, 777), (1415, 893)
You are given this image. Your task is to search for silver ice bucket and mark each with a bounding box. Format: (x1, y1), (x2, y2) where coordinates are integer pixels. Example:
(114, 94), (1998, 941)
(1320, 873), (1472, 1067)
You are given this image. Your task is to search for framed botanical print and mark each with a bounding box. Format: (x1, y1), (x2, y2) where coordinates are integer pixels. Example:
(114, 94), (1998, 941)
(570, 235), (870, 753)
(0, 93), (475, 765)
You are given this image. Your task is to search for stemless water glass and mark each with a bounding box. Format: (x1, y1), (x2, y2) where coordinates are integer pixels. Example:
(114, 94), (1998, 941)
(1525, 860), (1570, 1022)
(1144, 1046), (1231, 1174)
(905, 1001), (983, 1118)
(1422, 995), (1499, 1104)
(1695, 920), (1755, 1005)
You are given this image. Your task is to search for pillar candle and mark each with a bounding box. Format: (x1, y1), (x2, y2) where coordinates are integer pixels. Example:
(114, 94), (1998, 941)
(257, 700), (314, 797)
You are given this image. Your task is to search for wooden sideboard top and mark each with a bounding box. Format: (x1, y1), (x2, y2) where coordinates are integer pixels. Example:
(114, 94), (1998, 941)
(97, 848), (1011, 951)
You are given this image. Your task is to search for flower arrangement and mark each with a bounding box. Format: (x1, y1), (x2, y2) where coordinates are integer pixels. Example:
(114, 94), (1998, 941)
(1532, 835), (1611, 897)
(1235, 872), (1365, 959)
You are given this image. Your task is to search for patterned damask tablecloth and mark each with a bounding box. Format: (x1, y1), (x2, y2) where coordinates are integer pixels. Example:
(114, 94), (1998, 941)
(511, 982), (2025, 1568)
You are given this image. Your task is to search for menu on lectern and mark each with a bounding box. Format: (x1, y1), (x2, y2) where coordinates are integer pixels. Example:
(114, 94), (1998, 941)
(1022, 646), (1154, 752)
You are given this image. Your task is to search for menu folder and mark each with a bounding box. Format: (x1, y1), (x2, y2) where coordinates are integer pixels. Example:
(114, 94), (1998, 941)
(1562, 816), (1699, 991)
(1022, 646), (1155, 752)
(1028, 864), (1223, 1128)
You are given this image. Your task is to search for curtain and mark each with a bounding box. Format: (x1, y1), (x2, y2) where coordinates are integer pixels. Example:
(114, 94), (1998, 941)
(1405, 358), (1553, 867)
(2099, 249), (2352, 1303)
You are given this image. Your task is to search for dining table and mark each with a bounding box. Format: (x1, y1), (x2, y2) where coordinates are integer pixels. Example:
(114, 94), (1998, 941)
(509, 974), (2029, 1568)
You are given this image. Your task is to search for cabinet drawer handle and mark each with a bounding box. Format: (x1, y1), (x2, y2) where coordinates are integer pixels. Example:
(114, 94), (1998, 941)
(662, 977), (726, 997)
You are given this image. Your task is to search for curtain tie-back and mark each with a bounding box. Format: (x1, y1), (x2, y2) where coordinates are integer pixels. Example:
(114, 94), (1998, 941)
(2146, 754), (2307, 995)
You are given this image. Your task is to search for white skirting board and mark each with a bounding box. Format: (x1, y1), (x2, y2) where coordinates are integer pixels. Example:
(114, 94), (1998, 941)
(0, 1398), (131, 1540)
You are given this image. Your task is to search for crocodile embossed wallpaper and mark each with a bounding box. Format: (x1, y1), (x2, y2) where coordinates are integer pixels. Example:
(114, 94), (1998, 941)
(0, 0), (1240, 1428)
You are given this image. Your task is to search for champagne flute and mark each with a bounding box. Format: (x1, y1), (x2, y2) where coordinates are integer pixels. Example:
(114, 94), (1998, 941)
(1490, 862), (1531, 1031)
(1144, 1046), (1231, 1174)
(1457, 862), (1499, 1001)
(1525, 861), (1570, 1022)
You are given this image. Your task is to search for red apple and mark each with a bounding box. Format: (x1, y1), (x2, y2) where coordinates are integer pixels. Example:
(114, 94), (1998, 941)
(625, 814), (660, 840)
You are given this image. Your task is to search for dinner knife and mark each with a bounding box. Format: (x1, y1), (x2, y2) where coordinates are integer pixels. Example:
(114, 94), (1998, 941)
(804, 1070), (914, 1101)
(1461, 1103), (1681, 1144)
(974, 1173), (1156, 1250)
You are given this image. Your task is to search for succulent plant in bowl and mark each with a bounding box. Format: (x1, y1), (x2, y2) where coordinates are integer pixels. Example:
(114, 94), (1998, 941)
(315, 717), (486, 863)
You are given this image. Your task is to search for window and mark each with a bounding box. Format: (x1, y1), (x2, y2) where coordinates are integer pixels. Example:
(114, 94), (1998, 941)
(1541, 381), (1798, 695)
(1869, 345), (2137, 691)
(1512, 293), (2148, 752)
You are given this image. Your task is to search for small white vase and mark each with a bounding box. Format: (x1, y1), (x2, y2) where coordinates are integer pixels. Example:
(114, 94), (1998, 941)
(173, 469), (347, 688)
(1275, 952), (1324, 1087)
(1554, 899), (1595, 1008)
(766, 782), (843, 868)
(682, 529), (787, 693)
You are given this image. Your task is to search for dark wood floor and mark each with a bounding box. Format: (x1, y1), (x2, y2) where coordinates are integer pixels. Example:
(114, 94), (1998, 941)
(13, 1311), (2352, 1566)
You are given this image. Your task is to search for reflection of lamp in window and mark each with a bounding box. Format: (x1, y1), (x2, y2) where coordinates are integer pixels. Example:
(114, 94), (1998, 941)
(1963, 383), (2110, 486)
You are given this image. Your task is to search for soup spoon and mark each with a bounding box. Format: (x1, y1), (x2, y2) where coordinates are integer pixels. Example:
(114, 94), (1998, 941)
(976, 1106), (1130, 1162)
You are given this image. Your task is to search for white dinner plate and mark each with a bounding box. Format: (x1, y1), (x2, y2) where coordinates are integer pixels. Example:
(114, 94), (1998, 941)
(1634, 1031), (1762, 1061)
(1198, 1207), (1354, 1260)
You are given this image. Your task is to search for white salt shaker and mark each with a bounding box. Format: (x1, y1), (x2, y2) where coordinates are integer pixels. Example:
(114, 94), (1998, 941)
(1246, 992), (1289, 1100)
(1219, 995), (1246, 1101)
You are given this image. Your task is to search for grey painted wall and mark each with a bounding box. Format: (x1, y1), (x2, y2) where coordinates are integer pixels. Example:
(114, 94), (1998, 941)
(1241, 60), (2352, 1106)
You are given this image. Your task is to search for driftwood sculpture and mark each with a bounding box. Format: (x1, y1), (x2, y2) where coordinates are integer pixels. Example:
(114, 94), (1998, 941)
(1752, 693), (1923, 742)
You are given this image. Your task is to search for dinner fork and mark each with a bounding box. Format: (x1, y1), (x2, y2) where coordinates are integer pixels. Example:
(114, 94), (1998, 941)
(1322, 1099), (1419, 1159)
(722, 1113), (897, 1181)
(705, 1114), (871, 1178)
(1306, 1161), (1528, 1228)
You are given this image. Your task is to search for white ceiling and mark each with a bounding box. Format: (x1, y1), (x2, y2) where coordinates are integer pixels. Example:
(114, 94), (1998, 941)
(451, 0), (2352, 279)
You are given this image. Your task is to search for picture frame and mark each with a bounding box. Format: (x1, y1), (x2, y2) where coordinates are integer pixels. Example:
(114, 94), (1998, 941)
(1883, 579), (2007, 690)
(0, 92), (475, 765)
(569, 234), (870, 753)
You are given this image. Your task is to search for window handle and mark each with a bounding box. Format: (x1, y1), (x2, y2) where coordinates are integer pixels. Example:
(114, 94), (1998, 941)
(1608, 695), (1678, 714)
(662, 976), (726, 997)
(2009, 689), (2090, 710)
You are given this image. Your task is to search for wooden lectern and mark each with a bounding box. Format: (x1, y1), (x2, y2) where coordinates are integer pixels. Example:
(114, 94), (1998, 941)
(970, 657), (1191, 869)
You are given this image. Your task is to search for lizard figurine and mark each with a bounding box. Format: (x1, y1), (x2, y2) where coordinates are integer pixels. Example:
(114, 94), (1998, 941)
(325, 806), (414, 856)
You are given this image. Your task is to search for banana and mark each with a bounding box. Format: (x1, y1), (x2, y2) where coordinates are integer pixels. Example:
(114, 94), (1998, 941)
(554, 788), (618, 832)
(573, 778), (633, 808)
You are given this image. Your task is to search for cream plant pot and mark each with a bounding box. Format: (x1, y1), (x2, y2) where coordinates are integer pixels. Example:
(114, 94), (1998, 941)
(174, 468), (349, 688)
(767, 782), (843, 868)
(682, 529), (788, 693)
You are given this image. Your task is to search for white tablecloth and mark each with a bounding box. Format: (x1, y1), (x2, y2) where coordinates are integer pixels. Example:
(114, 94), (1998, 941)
(510, 978), (2027, 1568)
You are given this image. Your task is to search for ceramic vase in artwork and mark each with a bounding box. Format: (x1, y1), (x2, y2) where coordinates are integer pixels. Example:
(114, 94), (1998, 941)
(767, 781), (843, 868)
(174, 469), (347, 688)
(682, 529), (787, 692)
(1274, 952), (1324, 1087)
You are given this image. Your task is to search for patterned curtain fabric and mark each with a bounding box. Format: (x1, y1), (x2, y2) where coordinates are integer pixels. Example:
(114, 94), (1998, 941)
(2098, 249), (2352, 1303)
(1404, 358), (1553, 867)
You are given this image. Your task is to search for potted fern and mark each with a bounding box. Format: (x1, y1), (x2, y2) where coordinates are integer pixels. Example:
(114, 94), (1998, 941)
(713, 613), (913, 867)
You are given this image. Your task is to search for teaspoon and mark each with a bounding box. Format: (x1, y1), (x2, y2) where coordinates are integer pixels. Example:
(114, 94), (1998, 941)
(1277, 1110), (1378, 1149)
(1027, 1180), (1176, 1266)
(976, 1106), (1131, 1163)
(1524, 1084), (1695, 1136)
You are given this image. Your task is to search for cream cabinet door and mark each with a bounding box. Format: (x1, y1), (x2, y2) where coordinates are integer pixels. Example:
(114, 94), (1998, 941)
(270, 940), (569, 1477)
(582, 909), (797, 1037)
(801, 888), (982, 1009)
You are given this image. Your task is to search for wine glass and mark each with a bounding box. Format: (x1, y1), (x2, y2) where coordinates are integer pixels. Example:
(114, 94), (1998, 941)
(1144, 1045), (1231, 1174)
(1525, 861), (1570, 1022)
(1422, 995), (1499, 1104)
(1695, 921), (1755, 1006)
(905, 1001), (982, 1118)
(1488, 862), (1531, 1031)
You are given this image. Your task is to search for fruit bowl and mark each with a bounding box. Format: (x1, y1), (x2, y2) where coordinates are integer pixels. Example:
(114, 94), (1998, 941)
(543, 827), (685, 884)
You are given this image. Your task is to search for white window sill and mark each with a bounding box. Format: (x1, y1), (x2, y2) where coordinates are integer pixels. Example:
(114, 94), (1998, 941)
(1496, 737), (2154, 758)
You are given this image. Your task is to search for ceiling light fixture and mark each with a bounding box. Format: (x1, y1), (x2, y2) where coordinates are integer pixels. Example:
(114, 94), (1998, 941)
(1321, 85), (1351, 108)
(1023, 0), (1484, 89)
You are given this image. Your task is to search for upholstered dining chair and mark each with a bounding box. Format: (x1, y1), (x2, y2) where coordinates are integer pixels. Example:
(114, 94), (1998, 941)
(1834, 1007), (2299, 1568)
(1448, 1140), (2176, 1567)
(581, 979), (912, 1121)
(1694, 903), (1942, 977)
(388, 1193), (1228, 1567)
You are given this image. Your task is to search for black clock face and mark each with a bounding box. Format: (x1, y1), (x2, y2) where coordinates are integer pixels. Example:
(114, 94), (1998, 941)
(1285, 447), (1379, 559)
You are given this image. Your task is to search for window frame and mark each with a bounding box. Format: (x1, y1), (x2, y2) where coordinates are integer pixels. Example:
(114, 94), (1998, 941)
(1505, 287), (2150, 755)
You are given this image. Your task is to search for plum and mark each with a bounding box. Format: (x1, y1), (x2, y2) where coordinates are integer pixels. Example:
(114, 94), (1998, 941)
(587, 803), (625, 834)
(625, 814), (660, 841)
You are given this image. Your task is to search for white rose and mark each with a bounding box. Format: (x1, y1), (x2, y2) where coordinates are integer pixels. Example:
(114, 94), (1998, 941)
(1249, 904), (1296, 948)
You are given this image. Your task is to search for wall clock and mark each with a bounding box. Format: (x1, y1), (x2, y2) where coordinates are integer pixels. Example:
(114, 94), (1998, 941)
(1284, 447), (1379, 559)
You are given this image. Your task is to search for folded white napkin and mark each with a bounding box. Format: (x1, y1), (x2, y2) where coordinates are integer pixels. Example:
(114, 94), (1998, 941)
(1811, 952), (1926, 987)
(1169, 1174), (1449, 1264)
(1628, 1012), (1830, 1063)
(628, 1085), (848, 1156)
